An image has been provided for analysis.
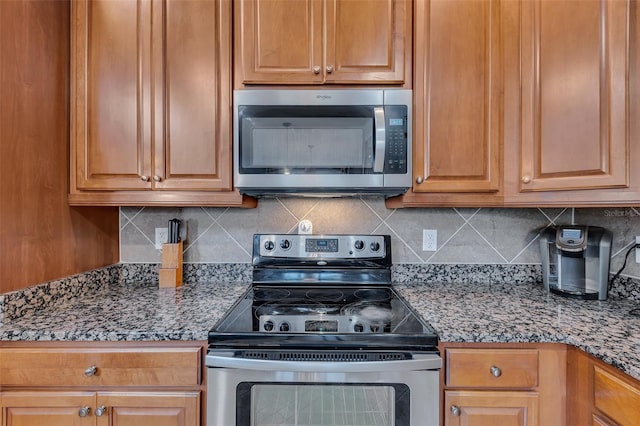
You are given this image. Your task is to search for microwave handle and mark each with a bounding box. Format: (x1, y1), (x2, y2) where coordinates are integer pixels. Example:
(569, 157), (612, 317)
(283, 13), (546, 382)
(373, 107), (386, 173)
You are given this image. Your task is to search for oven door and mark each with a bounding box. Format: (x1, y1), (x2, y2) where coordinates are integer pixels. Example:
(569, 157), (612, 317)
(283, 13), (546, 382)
(206, 351), (441, 426)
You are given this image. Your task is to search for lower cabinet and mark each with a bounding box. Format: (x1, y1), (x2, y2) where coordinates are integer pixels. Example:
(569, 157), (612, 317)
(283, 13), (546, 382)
(0, 343), (205, 426)
(567, 346), (640, 426)
(0, 391), (199, 426)
(442, 344), (566, 426)
(444, 390), (538, 425)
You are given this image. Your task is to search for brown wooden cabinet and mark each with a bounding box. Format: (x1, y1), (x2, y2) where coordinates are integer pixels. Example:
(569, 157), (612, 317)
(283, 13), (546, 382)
(1, 391), (199, 426)
(389, 0), (640, 208)
(0, 343), (204, 426)
(567, 346), (640, 426)
(69, 0), (251, 207)
(234, 0), (412, 86)
(442, 344), (566, 426)
(411, 0), (503, 196)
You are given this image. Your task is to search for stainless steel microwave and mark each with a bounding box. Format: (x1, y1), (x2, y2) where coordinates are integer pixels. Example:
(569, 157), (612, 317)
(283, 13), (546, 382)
(233, 89), (412, 197)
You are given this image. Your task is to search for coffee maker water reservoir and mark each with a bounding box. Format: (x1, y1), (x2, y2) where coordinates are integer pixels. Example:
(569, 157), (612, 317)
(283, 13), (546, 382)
(539, 225), (612, 300)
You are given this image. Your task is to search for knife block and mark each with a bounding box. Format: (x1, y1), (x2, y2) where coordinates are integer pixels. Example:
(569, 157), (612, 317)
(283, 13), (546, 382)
(159, 241), (183, 288)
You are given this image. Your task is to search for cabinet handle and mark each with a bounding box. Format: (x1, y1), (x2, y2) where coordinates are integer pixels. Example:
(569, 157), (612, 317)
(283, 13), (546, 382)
(153, 175), (162, 182)
(450, 405), (461, 416)
(415, 176), (424, 184)
(326, 65), (334, 73)
(490, 365), (502, 377)
(521, 175), (532, 184)
(78, 406), (91, 417)
(312, 65), (321, 74)
(84, 365), (97, 376)
(140, 175), (150, 182)
(95, 405), (107, 417)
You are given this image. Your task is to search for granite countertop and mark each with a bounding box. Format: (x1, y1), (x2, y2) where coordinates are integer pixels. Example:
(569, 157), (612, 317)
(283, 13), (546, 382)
(0, 280), (638, 381)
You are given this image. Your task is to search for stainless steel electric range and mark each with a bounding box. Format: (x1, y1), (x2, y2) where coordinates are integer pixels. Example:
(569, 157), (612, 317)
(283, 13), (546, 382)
(206, 234), (441, 426)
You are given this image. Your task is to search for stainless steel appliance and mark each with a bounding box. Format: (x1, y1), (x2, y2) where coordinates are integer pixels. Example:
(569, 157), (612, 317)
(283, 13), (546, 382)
(206, 234), (441, 426)
(539, 225), (613, 300)
(233, 90), (412, 197)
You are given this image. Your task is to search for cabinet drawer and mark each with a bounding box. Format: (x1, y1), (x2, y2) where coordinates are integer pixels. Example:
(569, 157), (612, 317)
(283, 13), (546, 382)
(0, 347), (201, 387)
(446, 348), (538, 388)
(594, 366), (640, 426)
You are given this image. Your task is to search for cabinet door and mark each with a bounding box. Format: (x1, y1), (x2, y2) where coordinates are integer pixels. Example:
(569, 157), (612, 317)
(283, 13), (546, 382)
(1, 391), (95, 426)
(324, 0), (409, 84)
(235, 0), (324, 84)
(72, 0), (153, 190)
(413, 0), (502, 193)
(96, 392), (200, 426)
(519, 0), (629, 192)
(152, 0), (232, 190)
(444, 390), (539, 426)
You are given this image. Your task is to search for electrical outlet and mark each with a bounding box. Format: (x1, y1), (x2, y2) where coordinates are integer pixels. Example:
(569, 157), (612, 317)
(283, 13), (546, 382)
(422, 229), (437, 251)
(636, 236), (640, 264)
(155, 227), (168, 250)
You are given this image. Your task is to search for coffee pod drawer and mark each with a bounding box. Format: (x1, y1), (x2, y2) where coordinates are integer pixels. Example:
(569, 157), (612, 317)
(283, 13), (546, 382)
(446, 348), (539, 388)
(0, 346), (201, 387)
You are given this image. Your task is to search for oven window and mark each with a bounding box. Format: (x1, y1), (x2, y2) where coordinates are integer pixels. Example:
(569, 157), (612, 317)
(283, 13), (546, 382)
(236, 383), (409, 426)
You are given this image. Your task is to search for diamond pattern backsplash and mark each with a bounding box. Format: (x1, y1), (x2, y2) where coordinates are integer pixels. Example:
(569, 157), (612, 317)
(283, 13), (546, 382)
(120, 200), (640, 279)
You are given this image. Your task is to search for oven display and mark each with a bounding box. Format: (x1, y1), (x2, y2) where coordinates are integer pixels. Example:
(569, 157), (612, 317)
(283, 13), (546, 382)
(305, 320), (338, 332)
(305, 238), (338, 253)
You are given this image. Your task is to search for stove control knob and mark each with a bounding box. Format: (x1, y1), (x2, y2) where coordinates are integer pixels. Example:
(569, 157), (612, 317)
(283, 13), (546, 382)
(354, 240), (365, 250)
(280, 239), (291, 250)
(264, 240), (275, 251)
(263, 320), (274, 332)
(354, 323), (364, 332)
(279, 322), (290, 332)
(370, 241), (381, 252)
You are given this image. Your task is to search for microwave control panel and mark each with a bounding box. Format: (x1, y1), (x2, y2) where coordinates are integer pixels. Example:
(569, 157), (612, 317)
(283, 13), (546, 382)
(384, 105), (408, 174)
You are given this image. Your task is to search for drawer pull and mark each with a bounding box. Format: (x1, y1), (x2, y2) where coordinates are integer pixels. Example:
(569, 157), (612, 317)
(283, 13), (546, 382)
(95, 405), (107, 417)
(490, 365), (502, 377)
(84, 365), (98, 377)
(450, 405), (461, 416)
(78, 406), (91, 417)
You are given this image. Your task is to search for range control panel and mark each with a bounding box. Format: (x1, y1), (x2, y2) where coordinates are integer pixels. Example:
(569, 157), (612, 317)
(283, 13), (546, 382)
(258, 234), (387, 259)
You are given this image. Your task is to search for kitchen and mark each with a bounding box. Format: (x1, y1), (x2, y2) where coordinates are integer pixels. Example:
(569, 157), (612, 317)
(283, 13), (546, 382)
(1, 0), (640, 426)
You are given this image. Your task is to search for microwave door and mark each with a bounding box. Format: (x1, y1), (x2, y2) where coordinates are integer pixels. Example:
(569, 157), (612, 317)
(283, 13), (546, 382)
(373, 106), (386, 173)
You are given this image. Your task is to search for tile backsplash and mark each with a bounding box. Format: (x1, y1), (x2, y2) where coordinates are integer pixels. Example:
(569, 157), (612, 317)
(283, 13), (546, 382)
(120, 200), (640, 280)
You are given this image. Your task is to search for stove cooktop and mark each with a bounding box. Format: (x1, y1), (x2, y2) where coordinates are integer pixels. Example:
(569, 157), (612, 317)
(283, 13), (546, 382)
(209, 285), (438, 351)
(208, 234), (438, 352)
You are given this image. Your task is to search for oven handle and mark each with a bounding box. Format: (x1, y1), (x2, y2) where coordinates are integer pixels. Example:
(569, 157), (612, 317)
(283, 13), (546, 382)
(373, 106), (386, 173)
(206, 352), (441, 373)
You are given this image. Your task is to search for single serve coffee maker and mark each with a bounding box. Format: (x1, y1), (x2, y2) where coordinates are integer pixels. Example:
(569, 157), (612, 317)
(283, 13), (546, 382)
(539, 225), (612, 300)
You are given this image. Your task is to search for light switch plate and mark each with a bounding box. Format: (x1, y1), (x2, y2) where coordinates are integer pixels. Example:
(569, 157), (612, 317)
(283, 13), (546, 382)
(155, 228), (168, 250)
(636, 236), (640, 263)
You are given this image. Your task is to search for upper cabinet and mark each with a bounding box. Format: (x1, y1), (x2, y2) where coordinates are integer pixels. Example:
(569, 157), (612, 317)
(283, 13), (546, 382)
(517, 0), (629, 192)
(412, 0), (502, 195)
(390, 0), (639, 208)
(234, 0), (412, 86)
(70, 0), (252, 207)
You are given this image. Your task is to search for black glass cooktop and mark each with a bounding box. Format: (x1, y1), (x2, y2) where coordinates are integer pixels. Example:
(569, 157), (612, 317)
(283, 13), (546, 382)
(209, 285), (438, 351)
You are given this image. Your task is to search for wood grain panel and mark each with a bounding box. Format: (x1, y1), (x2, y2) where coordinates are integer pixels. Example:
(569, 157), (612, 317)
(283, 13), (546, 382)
(74, 0), (152, 190)
(235, 0), (324, 84)
(594, 365), (640, 426)
(444, 390), (538, 426)
(157, 0), (232, 190)
(0, 347), (201, 387)
(98, 392), (200, 426)
(413, 0), (501, 193)
(446, 348), (538, 388)
(325, 0), (408, 84)
(520, 0), (629, 191)
(1, 392), (95, 426)
(0, 0), (119, 294)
